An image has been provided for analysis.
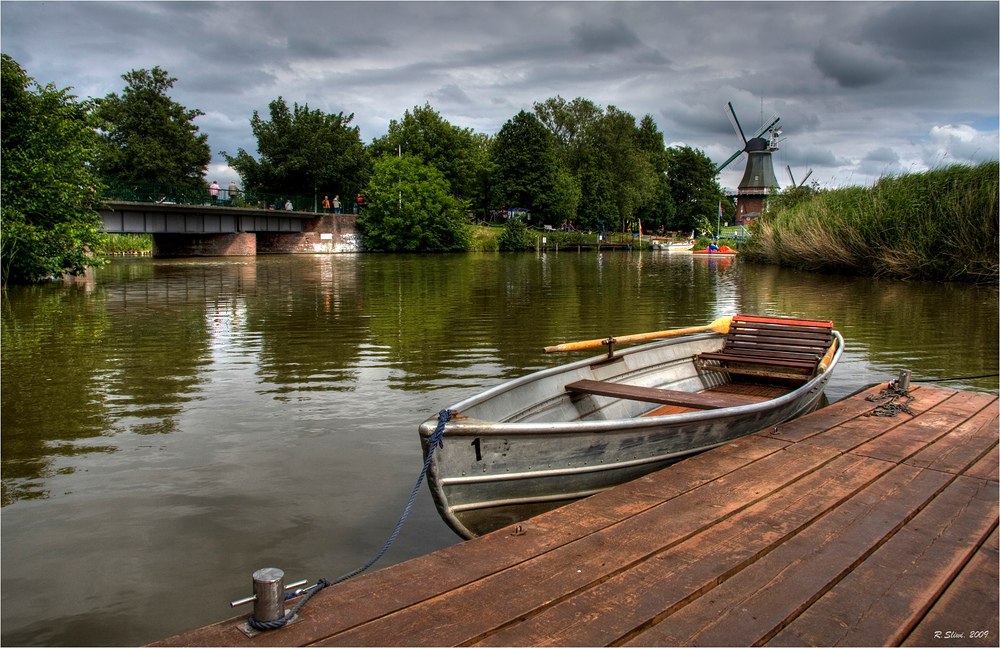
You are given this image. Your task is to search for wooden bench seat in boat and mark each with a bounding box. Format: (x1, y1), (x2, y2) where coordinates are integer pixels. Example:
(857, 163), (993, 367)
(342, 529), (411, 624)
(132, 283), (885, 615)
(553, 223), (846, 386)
(697, 315), (834, 380)
(565, 379), (756, 410)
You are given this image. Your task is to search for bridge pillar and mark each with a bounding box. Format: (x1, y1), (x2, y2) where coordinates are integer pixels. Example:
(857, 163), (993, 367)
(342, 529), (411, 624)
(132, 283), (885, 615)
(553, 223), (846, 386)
(152, 232), (257, 257)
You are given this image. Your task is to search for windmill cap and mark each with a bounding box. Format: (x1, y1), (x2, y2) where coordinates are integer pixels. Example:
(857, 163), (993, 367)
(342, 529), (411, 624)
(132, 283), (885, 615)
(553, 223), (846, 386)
(745, 137), (769, 152)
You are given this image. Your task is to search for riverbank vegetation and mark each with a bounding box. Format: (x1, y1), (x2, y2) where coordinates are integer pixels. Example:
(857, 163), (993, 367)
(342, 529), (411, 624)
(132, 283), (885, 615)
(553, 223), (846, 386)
(358, 154), (471, 252)
(1, 55), (105, 286)
(743, 162), (999, 283)
(94, 233), (152, 256)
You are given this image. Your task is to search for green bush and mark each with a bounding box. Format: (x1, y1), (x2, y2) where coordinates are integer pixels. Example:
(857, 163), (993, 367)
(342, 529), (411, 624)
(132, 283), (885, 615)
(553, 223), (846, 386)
(546, 230), (590, 246)
(358, 154), (472, 252)
(497, 218), (535, 251)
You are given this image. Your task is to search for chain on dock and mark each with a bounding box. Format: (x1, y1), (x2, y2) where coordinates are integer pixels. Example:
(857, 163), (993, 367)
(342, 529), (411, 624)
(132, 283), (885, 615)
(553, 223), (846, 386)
(865, 382), (916, 417)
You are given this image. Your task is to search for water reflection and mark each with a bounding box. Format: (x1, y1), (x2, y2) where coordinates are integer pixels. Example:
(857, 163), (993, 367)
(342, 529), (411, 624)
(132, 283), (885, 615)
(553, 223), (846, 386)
(0, 252), (996, 646)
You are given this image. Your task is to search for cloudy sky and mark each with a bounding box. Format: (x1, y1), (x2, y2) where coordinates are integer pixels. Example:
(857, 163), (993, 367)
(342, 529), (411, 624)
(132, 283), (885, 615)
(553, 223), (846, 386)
(2, 1), (997, 191)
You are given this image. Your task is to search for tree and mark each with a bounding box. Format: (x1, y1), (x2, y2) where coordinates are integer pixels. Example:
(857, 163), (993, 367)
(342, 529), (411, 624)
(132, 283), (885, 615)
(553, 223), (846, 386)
(467, 132), (497, 221)
(534, 97), (660, 231)
(492, 111), (579, 226)
(369, 104), (477, 199)
(665, 146), (725, 232)
(358, 154), (471, 252)
(634, 114), (675, 231)
(533, 96), (603, 172)
(596, 106), (658, 231)
(223, 97), (368, 201)
(1, 54), (104, 285)
(93, 66), (210, 188)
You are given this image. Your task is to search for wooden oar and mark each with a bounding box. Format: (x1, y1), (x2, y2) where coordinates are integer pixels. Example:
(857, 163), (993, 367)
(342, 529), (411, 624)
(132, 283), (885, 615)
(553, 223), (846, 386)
(544, 316), (734, 353)
(817, 338), (839, 373)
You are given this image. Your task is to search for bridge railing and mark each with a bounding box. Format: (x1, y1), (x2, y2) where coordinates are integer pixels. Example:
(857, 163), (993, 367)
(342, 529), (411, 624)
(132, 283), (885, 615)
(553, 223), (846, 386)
(101, 179), (319, 212)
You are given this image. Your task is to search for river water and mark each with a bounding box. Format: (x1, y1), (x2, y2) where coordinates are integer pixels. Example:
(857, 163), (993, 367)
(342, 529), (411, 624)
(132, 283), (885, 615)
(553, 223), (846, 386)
(2, 251), (997, 646)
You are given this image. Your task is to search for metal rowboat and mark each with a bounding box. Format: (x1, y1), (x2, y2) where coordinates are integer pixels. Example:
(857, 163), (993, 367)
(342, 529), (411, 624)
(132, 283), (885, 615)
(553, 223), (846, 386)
(419, 317), (843, 539)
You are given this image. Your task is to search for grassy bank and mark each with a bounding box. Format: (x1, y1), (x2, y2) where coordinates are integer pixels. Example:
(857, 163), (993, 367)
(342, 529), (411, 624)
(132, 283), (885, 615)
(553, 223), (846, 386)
(95, 233), (153, 256)
(742, 162), (998, 283)
(470, 225), (646, 251)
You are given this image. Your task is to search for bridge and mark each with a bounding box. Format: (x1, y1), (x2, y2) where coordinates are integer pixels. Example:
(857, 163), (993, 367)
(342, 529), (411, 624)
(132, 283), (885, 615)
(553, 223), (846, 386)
(99, 201), (362, 257)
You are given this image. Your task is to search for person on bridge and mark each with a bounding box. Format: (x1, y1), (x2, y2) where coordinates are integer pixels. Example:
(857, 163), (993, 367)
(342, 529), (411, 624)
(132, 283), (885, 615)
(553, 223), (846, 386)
(284, 199), (293, 210)
(228, 180), (239, 203)
(333, 195), (341, 213)
(209, 181), (219, 203)
(322, 195), (330, 214)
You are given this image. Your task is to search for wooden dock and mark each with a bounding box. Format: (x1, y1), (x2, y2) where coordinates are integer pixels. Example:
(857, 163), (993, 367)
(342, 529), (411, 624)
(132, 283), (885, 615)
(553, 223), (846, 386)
(154, 384), (998, 647)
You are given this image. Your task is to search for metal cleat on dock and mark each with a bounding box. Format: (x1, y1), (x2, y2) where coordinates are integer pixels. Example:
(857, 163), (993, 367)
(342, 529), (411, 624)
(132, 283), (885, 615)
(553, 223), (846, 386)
(230, 568), (307, 637)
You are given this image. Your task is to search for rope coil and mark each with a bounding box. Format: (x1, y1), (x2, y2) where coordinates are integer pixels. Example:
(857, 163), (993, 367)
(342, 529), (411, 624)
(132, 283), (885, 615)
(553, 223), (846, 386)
(247, 409), (454, 631)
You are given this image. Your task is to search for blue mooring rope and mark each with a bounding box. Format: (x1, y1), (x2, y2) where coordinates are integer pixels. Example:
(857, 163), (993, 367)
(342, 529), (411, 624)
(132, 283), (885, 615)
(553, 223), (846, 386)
(248, 409), (454, 632)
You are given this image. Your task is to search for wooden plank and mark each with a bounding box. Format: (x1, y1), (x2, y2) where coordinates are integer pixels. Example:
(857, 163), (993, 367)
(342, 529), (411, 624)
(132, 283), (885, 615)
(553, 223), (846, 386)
(624, 462), (952, 647)
(852, 391), (998, 465)
(725, 332), (832, 347)
(755, 384), (917, 443)
(711, 383), (791, 399)
(733, 315), (833, 329)
(902, 527), (1000, 647)
(789, 387), (957, 453)
(767, 475), (999, 646)
(697, 364), (813, 381)
(699, 352), (818, 369)
(902, 398), (998, 476)
(965, 443), (1000, 482)
(314, 443), (843, 647)
(724, 334), (833, 349)
(564, 379), (757, 410)
(643, 383), (793, 415)
(473, 453), (895, 648)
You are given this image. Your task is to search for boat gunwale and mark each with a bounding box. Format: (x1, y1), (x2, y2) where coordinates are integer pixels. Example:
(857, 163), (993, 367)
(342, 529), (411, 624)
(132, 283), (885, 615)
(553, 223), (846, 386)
(419, 331), (844, 438)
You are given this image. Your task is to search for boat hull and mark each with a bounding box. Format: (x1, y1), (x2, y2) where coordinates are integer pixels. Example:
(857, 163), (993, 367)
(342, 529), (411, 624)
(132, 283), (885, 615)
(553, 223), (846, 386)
(419, 331), (843, 539)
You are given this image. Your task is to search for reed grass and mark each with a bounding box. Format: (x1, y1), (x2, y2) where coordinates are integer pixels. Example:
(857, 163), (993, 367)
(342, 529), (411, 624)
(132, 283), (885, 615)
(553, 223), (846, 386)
(743, 162), (999, 283)
(470, 225), (502, 252)
(95, 233), (153, 256)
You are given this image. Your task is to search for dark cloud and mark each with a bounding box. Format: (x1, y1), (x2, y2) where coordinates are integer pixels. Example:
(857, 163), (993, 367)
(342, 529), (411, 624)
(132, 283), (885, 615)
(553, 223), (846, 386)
(813, 39), (904, 88)
(863, 147), (901, 165)
(863, 2), (999, 61)
(571, 19), (641, 53)
(430, 84), (473, 105)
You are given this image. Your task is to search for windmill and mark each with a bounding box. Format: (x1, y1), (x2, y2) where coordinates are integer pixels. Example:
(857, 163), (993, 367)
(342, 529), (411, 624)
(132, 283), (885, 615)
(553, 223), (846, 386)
(716, 102), (781, 224)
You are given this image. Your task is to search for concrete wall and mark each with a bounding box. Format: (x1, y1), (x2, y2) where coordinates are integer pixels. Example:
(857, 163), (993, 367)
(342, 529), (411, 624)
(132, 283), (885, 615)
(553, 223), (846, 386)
(257, 214), (363, 254)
